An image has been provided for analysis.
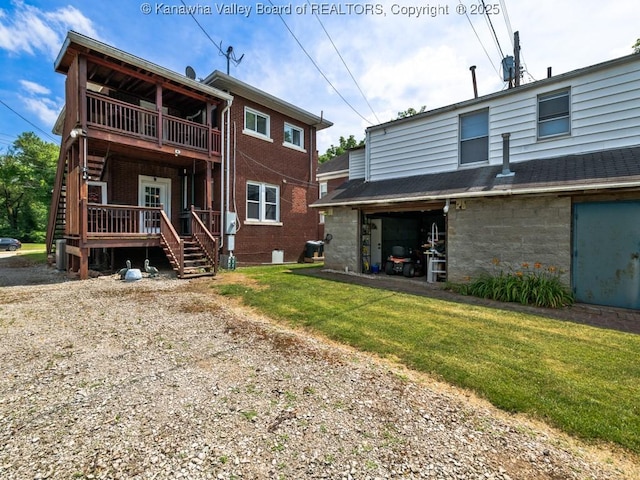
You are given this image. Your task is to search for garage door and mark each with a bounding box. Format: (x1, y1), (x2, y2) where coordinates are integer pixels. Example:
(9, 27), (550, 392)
(573, 201), (640, 309)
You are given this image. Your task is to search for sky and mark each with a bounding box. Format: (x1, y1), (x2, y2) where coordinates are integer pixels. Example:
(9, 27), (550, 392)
(0, 0), (638, 154)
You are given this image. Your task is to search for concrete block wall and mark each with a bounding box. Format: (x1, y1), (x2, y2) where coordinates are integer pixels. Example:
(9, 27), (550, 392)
(447, 195), (572, 284)
(323, 207), (360, 272)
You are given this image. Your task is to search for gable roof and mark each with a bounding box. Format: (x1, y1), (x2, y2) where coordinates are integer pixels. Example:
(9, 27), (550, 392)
(204, 70), (333, 130)
(313, 146), (640, 208)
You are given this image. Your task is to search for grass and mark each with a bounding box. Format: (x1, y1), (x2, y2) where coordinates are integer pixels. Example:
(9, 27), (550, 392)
(1, 243), (47, 265)
(211, 264), (640, 456)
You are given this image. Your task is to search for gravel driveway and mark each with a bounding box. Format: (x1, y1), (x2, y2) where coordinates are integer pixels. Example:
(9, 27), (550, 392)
(0, 263), (635, 479)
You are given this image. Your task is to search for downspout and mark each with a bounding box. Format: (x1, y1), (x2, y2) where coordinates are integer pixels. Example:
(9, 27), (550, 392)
(220, 98), (232, 250)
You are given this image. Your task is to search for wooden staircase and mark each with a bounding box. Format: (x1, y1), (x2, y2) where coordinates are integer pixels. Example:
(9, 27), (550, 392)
(162, 237), (216, 278)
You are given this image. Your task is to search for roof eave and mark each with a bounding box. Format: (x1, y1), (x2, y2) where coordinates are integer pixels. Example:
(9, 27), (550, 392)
(311, 181), (640, 208)
(55, 31), (234, 103)
(204, 70), (333, 130)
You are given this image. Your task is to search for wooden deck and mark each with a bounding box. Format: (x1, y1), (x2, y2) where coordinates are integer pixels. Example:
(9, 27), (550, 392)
(87, 92), (221, 156)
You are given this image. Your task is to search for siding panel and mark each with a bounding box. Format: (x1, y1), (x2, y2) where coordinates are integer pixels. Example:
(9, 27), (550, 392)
(364, 57), (640, 181)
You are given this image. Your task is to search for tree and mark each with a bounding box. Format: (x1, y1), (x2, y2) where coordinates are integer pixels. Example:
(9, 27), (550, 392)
(634, 38), (640, 53)
(318, 134), (364, 163)
(396, 106), (427, 119)
(0, 132), (59, 242)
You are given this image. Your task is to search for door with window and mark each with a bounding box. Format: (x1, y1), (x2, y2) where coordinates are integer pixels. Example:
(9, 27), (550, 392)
(139, 175), (171, 233)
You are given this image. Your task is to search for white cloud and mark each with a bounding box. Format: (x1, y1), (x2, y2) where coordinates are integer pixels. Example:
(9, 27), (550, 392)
(0, 1), (99, 58)
(19, 95), (62, 127)
(19, 80), (51, 96)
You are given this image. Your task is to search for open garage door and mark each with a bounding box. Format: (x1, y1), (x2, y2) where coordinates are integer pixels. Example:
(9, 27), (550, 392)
(573, 201), (640, 309)
(362, 208), (446, 280)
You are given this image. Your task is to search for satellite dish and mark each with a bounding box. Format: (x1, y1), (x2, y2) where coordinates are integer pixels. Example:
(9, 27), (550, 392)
(185, 66), (196, 80)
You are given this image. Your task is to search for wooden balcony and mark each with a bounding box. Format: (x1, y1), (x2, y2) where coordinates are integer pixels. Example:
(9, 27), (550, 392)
(82, 203), (221, 249)
(86, 92), (221, 156)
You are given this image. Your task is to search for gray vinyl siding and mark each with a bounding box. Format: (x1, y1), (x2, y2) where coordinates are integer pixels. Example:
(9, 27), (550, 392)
(348, 148), (366, 179)
(365, 57), (640, 183)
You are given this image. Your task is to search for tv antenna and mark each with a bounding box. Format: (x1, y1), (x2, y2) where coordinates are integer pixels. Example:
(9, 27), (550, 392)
(220, 43), (245, 75)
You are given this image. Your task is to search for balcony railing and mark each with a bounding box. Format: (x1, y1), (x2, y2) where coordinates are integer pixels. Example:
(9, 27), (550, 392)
(86, 203), (221, 238)
(87, 92), (221, 155)
(87, 204), (160, 236)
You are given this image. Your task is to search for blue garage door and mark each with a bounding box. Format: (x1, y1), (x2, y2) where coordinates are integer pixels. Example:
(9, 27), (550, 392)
(573, 201), (640, 309)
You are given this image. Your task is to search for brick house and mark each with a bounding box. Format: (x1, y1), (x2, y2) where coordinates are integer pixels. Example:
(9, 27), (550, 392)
(46, 31), (331, 278)
(204, 71), (332, 265)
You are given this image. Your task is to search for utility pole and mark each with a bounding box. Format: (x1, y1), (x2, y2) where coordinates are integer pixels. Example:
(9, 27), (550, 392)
(514, 31), (521, 87)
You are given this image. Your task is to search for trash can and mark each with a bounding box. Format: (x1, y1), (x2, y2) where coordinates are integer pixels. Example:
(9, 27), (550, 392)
(305, 240), (324, 259)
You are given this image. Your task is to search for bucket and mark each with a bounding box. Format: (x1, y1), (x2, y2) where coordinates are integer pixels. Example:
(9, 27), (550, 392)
(371, 264), (380, 274)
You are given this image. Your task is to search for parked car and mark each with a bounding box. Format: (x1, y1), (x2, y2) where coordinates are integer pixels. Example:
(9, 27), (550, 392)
(0, 238), (22, 251)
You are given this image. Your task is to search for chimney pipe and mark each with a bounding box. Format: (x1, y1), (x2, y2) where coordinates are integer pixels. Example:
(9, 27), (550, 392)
(470, 66), (478, 99)
(497, 132), (514, 177)
(547, 66), (552, 78)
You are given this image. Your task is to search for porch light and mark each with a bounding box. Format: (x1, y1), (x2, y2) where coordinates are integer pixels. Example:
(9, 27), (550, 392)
(70, 127), (86, 138)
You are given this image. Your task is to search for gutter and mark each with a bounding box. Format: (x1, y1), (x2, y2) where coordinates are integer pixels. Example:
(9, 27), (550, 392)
(311, 180), (640, 208)
(220, 99), (232, 250)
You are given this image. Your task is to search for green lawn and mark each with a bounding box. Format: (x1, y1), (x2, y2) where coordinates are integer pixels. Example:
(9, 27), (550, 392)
(14, 243), (47, 263)
(212, 264), (640, 456)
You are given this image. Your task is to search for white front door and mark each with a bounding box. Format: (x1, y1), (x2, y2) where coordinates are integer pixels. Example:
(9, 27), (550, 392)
(138, 175), (171, 233)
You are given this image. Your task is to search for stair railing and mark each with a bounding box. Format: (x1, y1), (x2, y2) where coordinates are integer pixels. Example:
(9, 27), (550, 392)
(160, 209), (184, 278)
(190, 205), (219, 273)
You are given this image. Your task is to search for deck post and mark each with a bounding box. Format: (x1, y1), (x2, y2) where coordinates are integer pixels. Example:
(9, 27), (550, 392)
(156, 83), (163, 147)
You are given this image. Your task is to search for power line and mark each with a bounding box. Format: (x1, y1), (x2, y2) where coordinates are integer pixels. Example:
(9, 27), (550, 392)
(458, 1), (502, 79)
(481, 0), (506, 60)
(499, 0), (514, 48)
(0, 98), (57, 142)
(267, 0), (373, 126)
(180, 0), (226, 58)
(308, 0), (380, 124)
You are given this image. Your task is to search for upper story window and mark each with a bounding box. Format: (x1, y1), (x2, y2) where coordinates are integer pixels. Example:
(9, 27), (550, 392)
(319, 182), (328, 224)
(247, 181), (279, 223)
(284, 123), (304, 150)
(538, 89), (570, 138)
(244, 107), (270, 139)
(460, 109), (488, 165)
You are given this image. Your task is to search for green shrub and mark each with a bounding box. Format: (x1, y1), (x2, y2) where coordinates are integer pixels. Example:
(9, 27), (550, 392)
(459, 260), (574, 308)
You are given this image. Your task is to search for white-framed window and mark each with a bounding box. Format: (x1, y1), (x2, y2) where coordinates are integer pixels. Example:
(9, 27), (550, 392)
(246, 181), (279, 223)
(538, 89), (570, 138)
(319, 181), (328, 224)
(244, 107), (270, 139)
(284, 122), (304, 149)
(87, 181), (107, 204)
(460, 109), (489, 165)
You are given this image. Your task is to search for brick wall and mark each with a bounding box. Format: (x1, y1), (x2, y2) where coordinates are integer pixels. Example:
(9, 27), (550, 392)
(226, 96), (322, 264)
(106, 158), (180, 223)
(447, 195), (572, 284)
